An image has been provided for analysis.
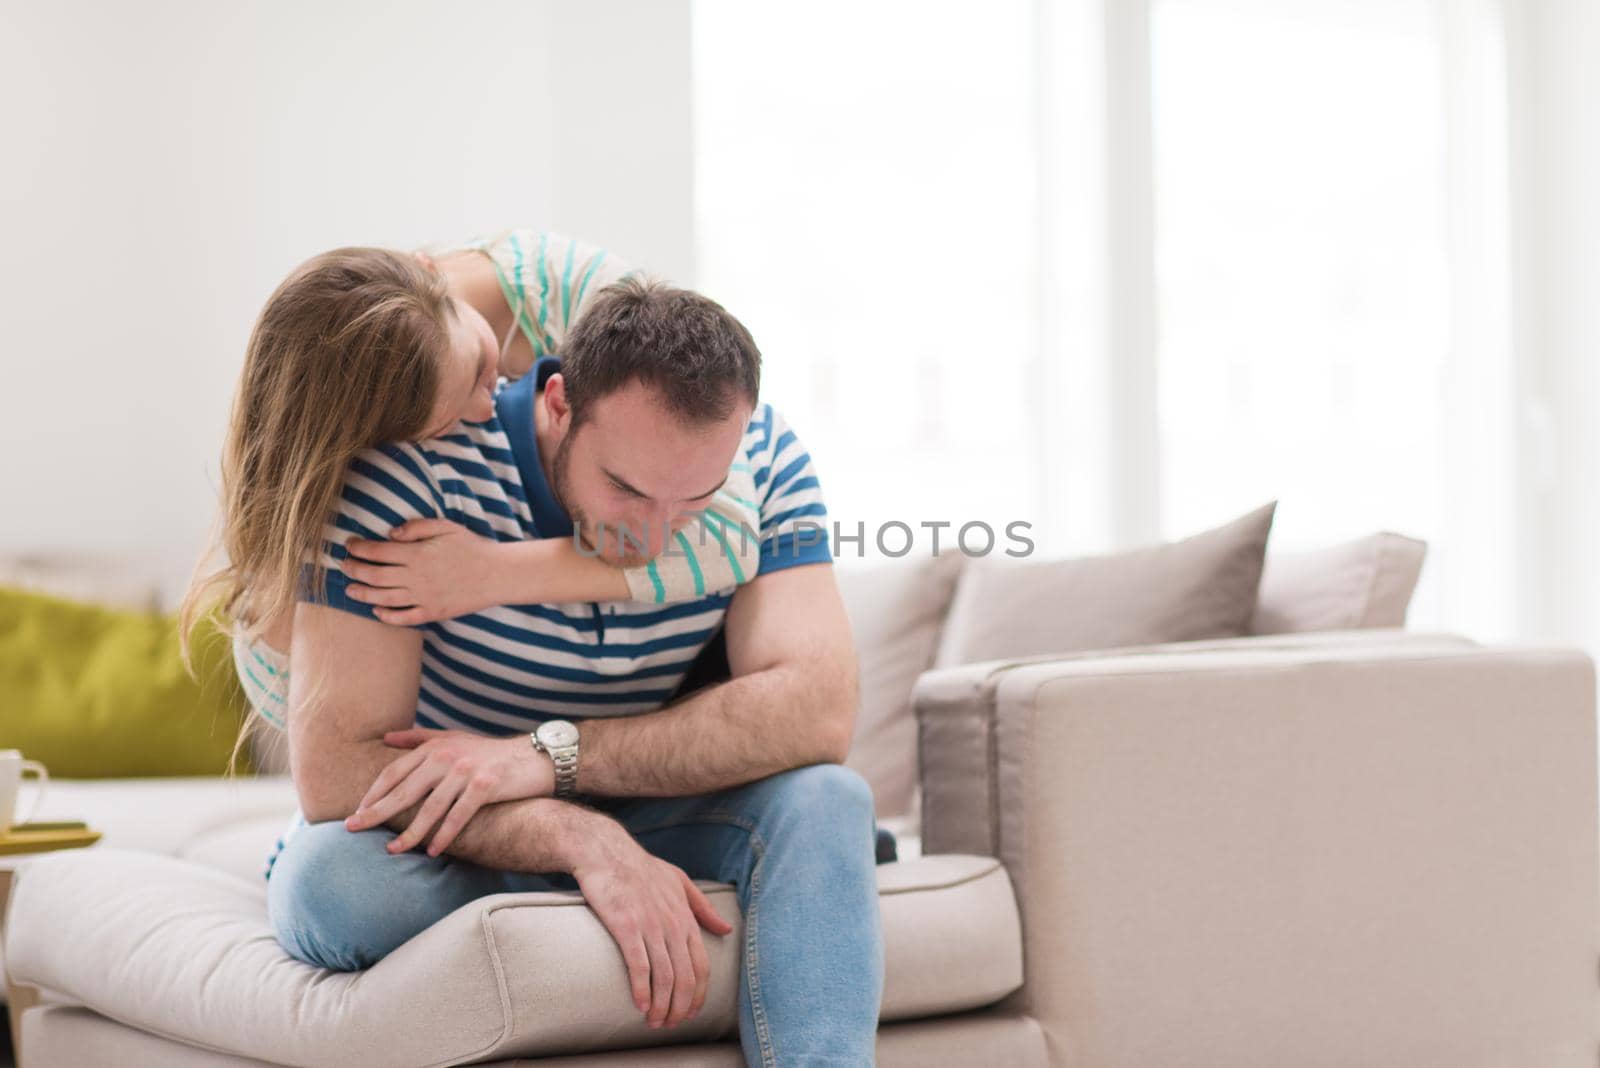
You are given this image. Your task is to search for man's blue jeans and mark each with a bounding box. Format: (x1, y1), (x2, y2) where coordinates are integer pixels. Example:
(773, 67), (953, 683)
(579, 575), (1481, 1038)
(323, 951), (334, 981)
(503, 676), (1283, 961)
(266, 763), (886, 1067)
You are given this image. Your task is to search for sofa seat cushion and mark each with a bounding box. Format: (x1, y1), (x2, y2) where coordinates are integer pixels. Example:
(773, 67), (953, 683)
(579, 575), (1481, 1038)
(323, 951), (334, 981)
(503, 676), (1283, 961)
(24, 773), (301, 859)
(0, 775), (301, 998)
(4, 847), (1021, 1067)
(26, 772), (926, 886)
(1, 776), (923, 999)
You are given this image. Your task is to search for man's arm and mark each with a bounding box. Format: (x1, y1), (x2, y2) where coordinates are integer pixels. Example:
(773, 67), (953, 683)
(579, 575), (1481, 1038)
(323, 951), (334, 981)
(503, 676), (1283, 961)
(289, 600), (730, 1031)
(573, 561), (858, 798)
(288, 601), (609, 872)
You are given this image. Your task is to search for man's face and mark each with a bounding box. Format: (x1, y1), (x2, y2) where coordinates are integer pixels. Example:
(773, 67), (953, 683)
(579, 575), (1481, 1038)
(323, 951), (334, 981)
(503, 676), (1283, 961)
(549, 377), (750, 567)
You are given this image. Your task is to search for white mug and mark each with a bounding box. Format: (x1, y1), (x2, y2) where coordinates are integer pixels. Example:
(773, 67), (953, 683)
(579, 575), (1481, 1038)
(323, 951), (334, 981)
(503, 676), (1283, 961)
(0, 749), (49, 835)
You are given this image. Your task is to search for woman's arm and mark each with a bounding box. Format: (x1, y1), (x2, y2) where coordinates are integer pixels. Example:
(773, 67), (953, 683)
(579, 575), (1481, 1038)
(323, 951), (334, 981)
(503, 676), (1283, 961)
(429, 230), (640, 382)
(342, 520), (628, 624)
(341, 466), (763, 624)
(498, 538), (631, 603)
(617, 469), (763, 605)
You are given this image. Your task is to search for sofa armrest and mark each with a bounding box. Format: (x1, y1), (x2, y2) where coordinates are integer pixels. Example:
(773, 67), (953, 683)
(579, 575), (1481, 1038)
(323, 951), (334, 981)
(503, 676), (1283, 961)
(914, 631), (1599, 1065)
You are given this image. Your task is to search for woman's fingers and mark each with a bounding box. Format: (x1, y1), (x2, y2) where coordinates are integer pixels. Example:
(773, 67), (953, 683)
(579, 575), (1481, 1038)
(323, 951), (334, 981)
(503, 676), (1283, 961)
(344, 539), (405, 564)
(374, 606), (437, 627)
(342, 559), (405, 588)
(389, 518), (461, 541)
(346, 583), (415, 608)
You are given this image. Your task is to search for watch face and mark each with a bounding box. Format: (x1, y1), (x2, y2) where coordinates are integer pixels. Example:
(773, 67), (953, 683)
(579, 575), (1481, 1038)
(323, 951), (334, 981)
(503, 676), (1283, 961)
(537, 719), (580, 749)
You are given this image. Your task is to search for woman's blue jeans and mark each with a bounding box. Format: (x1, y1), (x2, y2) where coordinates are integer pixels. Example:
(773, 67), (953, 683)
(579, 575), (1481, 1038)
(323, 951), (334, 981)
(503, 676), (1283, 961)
(266, 762), (886, 1067)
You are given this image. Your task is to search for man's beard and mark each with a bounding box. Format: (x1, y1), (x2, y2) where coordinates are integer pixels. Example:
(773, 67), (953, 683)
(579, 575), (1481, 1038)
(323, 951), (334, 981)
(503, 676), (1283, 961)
(551, 434), (654, 568)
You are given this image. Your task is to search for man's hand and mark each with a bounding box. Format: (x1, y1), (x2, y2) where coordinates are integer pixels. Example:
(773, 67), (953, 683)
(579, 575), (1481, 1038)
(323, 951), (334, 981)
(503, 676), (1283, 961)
(568, 820), (735, 1030)
(343, 518), (500, 625)
(343, 727), (554, 855)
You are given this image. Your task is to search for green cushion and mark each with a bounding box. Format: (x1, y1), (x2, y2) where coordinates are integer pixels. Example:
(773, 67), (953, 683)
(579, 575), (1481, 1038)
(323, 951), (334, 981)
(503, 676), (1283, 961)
(0, 586), (253, 778)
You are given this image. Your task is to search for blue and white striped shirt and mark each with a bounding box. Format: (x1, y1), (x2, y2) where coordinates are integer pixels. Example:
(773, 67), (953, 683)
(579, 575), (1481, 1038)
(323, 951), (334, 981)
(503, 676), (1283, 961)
(263, 356), (830, 878)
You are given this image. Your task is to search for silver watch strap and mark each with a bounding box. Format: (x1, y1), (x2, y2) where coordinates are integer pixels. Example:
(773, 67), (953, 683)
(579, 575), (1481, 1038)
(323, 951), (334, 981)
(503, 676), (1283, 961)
(530, 730), (580, 799)
(549, 746), (579, 798)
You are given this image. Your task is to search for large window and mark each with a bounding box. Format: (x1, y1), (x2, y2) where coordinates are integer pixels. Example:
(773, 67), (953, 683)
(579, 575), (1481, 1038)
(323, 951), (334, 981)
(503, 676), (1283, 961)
(693, 1), (1039, 564)
(693, 0), (1512, 632)
(1150, 0), (1510, 631)
(1153, 0), (1449, 561)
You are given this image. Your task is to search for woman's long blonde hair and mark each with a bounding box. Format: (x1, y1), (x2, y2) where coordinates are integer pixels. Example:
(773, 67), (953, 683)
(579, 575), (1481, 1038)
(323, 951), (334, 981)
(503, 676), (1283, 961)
(179, 247), (456, 773)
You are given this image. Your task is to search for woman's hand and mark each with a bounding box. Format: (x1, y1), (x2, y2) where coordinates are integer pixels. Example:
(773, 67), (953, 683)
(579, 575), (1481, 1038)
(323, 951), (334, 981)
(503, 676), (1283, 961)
(344, 727), (555, 856)
(342, 518), (499, 625)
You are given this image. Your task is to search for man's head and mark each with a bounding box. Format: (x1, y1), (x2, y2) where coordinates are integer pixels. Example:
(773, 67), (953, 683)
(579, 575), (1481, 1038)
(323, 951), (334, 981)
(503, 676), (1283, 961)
(540, 277), (761, 566)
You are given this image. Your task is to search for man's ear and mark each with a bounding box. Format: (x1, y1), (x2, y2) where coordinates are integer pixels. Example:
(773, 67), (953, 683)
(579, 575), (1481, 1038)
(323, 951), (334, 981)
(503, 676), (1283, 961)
(543, 372), (573, 430)
(412, 249), (440, 273)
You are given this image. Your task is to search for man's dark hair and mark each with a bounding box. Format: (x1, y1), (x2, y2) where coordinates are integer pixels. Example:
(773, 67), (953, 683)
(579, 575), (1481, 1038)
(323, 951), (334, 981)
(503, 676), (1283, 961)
(560, 276), (762, 428)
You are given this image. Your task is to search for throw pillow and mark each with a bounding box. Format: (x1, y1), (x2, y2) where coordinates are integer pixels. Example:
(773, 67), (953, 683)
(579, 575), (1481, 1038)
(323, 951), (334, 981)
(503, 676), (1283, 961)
(836, 551), (966, 820)
(933, 499), (1277, 667)
(0, 586), (253, 778)
(1249, 531), (1427, 634)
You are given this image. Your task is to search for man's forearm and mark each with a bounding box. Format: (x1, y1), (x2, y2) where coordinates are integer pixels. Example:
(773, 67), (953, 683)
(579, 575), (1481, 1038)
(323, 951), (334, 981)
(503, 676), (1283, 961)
(385, 791), (607, 874)
(574, 662), (853, 798)
(299, 740), (610, 874)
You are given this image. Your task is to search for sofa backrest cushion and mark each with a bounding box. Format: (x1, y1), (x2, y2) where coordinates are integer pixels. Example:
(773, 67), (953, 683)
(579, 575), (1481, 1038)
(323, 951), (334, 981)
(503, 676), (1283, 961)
(1249, 531), (1427, 635)
(933, 500), (1277, 668)
(0, 553), (165, 614)
(836, 551), (967, 819)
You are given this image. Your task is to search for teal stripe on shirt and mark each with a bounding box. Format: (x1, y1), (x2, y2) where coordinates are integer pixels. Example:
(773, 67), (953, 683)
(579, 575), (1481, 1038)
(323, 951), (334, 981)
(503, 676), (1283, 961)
(560, 240), (577, 328)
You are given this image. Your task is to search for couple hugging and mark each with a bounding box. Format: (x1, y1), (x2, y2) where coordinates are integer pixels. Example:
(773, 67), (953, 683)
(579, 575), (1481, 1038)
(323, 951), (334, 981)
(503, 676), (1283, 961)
(180, 229), (884, 1066)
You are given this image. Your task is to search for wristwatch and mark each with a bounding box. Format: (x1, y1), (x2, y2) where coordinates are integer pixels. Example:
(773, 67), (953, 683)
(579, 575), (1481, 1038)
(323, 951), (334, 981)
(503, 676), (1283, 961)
(530, 719), (581, 799)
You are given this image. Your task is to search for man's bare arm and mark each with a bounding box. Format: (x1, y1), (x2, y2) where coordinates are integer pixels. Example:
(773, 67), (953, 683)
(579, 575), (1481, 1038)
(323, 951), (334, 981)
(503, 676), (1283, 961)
(573, 562), (858, 798)
(286, 600), (728, 1030)
(288, 601), (613, 872)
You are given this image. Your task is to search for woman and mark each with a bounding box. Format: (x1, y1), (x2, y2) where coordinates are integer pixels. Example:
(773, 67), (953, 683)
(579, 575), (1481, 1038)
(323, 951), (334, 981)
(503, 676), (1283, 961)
(181, 229), (760, 773)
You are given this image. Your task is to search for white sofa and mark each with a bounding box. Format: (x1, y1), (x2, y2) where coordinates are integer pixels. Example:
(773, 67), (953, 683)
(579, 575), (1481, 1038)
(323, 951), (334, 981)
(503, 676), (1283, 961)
(3, 542), (1597, 1065)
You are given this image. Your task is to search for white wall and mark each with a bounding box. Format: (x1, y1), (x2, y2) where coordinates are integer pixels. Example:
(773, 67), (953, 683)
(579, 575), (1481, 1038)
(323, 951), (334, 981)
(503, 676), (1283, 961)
(0, 0), (693, 599)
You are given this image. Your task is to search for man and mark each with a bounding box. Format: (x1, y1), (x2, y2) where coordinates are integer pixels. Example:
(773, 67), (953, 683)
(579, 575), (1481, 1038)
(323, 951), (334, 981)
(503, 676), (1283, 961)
(265, 277), (884, 1067)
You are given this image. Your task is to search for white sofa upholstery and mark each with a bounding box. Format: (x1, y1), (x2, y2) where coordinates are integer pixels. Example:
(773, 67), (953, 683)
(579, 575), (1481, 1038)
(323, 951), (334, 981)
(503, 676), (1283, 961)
(4, 545), (1598, 1065)
(916, 630), (1600, 1066)
(7, 847), (1022, 1065)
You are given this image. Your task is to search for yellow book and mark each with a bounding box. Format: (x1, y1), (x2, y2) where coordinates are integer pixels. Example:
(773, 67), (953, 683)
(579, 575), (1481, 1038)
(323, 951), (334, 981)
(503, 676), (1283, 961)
(0, 823), (102, 855)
